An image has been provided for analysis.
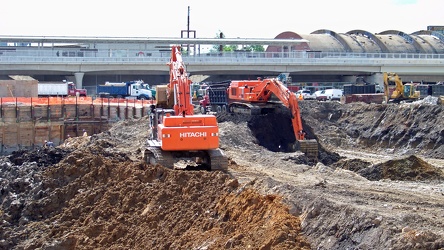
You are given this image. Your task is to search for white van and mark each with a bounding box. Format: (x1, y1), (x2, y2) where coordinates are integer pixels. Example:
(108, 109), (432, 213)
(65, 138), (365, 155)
(316, 89), (343, 101)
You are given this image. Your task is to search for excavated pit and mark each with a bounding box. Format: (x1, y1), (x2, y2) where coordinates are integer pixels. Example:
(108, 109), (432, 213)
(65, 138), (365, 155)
(218, 108), (342, 166)
(1, 101), (444, 249)
(247, 112), (296, 153)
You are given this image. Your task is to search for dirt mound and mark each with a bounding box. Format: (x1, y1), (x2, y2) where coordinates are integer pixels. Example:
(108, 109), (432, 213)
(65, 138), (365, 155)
(359, 155), (444, 181)
(0, 124), (311, 249)
(331, 155), (444, 181)
(299, 101), (444, 159)
(331, 158), (372, 172)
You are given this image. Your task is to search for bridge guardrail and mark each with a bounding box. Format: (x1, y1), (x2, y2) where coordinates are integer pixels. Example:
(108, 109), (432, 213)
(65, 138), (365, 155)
(1, 50), (444, 69)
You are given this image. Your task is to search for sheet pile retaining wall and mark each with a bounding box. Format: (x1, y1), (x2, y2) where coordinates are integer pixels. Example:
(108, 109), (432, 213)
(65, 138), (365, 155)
(0, 96), (153, 154)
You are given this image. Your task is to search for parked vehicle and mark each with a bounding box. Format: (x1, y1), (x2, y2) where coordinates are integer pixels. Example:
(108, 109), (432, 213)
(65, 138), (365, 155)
(295, 89), (316, 100)
(316, 89), (343, 101)
(38, 80), (87, 97)
(97, 80), (153, 99)
(314, 90), (323, 98)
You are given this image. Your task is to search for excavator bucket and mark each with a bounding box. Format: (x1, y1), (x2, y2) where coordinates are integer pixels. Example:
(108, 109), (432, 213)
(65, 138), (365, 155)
(297, 139), (318, 162)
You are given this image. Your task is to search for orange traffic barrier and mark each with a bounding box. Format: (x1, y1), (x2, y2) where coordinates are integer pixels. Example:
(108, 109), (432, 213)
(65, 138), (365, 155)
(0, 96), (155, 107)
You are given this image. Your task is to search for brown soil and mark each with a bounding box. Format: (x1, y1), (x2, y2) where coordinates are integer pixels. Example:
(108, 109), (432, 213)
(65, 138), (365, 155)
(1, 101), (444, 250)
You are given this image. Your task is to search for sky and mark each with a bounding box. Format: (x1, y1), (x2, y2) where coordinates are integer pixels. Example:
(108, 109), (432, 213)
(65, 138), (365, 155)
(1, 0), (443, 39)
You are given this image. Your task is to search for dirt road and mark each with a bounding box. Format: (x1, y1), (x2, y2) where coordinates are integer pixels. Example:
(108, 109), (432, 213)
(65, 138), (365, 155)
(219, 105), (444, 249)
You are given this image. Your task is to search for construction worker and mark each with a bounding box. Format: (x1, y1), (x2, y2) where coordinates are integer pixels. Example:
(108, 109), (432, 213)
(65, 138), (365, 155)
(82, 129), (88, 137)
(298, 93), (304, 100)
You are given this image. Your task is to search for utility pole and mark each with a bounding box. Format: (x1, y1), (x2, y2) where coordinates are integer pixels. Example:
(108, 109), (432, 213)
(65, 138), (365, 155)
(181, 6), (196, 55)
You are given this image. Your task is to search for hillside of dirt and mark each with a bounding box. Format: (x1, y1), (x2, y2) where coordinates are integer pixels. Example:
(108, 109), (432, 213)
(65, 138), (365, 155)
(299, 101), (444, 159)
(1, 101), (444, 249)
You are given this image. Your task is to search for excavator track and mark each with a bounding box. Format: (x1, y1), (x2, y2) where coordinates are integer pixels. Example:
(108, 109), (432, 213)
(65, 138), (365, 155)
(144, 145), (228, 171)
(229, 102), (261, 115)
(144, 146), (175, 169)
(208, 148), (229, 171)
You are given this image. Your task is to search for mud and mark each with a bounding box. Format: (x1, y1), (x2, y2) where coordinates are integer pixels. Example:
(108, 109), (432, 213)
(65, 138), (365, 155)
(8, 147), (72, 167)
(1, 101), (444, 250)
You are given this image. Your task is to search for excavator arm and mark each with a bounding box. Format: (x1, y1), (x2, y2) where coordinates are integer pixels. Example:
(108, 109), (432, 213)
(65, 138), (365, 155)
(383, 72), (403, 100)
(167, 46), (194, 116)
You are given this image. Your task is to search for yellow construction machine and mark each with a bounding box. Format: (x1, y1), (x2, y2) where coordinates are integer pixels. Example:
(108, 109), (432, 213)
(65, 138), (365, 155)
(383, 72), (420, 103)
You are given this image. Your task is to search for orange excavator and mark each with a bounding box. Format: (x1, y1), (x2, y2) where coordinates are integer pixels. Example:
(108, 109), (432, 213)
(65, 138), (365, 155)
(202, 77), (318, 159)
(144, 46), (227, 170)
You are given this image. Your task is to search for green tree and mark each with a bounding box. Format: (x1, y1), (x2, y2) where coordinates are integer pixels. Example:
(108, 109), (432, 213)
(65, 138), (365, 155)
(246, 45), (265, 52)
(211, 31), (264, 52)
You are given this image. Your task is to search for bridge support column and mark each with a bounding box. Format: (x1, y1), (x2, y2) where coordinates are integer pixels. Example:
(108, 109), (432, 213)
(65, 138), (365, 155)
(74, 72), (85, 89)
(370, 73), (384, 92)
(369, 73), (383, 84)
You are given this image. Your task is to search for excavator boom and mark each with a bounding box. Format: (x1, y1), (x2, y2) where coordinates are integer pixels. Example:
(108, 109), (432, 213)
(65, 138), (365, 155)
(167, 46), (194, 116)
(237, 78), (306, 140)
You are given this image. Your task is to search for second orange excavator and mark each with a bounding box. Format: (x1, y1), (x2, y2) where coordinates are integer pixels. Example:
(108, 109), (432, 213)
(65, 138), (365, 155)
(200, 77), (319, 159)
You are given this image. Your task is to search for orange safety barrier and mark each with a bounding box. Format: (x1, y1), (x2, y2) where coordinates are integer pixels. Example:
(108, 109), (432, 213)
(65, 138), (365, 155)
(0, 97), (156, 107)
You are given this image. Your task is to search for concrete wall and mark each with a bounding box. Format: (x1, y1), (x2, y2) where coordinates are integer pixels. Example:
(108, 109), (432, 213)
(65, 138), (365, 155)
(0, 80), (38, 97)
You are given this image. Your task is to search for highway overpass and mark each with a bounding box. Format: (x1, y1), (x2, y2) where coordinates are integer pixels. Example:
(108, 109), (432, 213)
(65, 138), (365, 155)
(1, 36), (444, 94)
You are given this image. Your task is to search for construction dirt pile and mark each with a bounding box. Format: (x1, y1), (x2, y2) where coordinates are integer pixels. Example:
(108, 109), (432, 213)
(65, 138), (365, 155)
(1, 101), (444, 249)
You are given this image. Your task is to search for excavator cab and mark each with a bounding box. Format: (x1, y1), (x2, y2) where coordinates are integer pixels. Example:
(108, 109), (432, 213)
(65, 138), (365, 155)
(148, 107), (175, 140)
(404, 84), (413, 98)
(403, 83), (420, 99)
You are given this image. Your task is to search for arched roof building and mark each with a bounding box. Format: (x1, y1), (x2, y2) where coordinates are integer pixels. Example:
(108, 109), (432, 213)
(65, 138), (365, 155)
(267, 29), (444, 54)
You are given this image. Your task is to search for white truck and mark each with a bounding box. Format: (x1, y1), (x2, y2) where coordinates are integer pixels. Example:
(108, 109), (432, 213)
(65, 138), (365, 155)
(38, 80), (87, 97)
